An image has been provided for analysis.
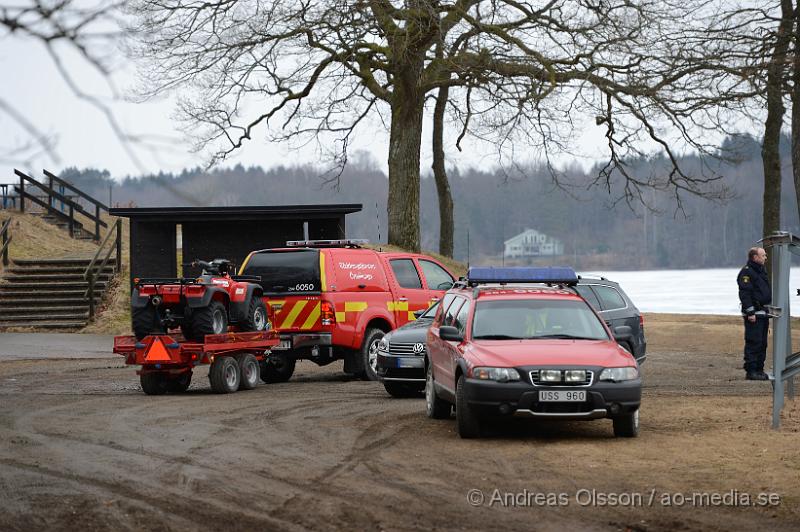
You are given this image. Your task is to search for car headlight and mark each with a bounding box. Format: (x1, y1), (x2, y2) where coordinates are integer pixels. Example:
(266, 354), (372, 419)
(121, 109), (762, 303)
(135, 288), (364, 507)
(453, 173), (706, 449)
(599, 367), (639, 382)
(472, 367), (520, 382)
(377, 338), (389, 352)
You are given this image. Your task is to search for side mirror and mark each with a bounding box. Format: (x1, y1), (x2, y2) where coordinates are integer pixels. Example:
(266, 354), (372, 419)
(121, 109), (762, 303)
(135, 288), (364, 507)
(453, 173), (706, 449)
(439, 325), (463, 342)
(436, 281), (455, 290)
(413, 309), (426, 318)
(613, 325), (632, 340)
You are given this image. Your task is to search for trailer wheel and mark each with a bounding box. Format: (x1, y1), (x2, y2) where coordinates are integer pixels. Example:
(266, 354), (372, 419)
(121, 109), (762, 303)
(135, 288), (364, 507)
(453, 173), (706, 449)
(209, 356), (240, 393)
(133, 305), (163, 341)
(140, 372), (169, 395)
(240, 298), (268, 332)
(166, 371), (192, 393)
(191, 301), (228, 342)
(259, 353), (296, 383)
(237, 354), (260, 390)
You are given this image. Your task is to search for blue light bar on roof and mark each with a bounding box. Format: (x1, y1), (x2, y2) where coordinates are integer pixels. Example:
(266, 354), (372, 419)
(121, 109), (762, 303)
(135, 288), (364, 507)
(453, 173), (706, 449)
(466, 266), (578, 285)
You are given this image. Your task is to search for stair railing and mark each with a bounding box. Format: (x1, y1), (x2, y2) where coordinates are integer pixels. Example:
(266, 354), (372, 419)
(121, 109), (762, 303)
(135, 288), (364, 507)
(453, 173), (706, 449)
(14, 169), (108, 241)
(84, 219), (122, 319)
(1, 218), (10, 269)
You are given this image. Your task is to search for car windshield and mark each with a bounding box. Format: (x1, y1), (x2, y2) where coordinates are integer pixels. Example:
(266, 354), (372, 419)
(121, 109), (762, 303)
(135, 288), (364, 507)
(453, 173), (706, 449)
(472, 298), (609, 340)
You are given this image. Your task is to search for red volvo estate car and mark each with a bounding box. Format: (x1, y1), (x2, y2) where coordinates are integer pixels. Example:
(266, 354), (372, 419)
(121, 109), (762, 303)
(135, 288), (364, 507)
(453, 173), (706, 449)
(425, 267), (641, 439)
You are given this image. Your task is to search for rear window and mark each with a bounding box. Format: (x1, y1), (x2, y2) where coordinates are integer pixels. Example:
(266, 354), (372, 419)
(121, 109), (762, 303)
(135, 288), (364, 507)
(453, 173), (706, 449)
(594, 286), (626, 311)
(243, 250), (320, 295)
(390, 259), (422, 289)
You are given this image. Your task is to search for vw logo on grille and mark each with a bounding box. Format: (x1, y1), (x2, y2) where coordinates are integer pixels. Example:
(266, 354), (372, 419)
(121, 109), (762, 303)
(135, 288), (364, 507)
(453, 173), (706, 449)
(412, 343), (425, 354)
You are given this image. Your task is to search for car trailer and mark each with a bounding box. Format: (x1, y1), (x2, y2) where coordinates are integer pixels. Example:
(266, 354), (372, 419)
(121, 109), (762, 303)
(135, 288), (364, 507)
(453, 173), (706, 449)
(113, 331), (279, 395)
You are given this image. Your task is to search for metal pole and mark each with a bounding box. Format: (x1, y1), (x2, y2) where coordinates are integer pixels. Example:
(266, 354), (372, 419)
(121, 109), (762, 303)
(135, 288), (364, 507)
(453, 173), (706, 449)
(68, 204), (74, 238)
(19, 173), (24, 213)
(770, 238), (789, 429)
(2, 226), (8, 267)
(95, 204), (100, 241)
(88, 270), (95, 319)
(115, 219), (122, 271)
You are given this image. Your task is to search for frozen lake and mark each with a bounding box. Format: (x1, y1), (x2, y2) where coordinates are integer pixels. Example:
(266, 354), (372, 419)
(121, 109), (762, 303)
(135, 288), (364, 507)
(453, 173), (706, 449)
(580, 268), (800, 316)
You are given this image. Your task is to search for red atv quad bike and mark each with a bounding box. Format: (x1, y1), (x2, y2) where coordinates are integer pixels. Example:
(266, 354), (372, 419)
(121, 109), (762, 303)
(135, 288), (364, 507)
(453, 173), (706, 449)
(132, 259), (268, 342)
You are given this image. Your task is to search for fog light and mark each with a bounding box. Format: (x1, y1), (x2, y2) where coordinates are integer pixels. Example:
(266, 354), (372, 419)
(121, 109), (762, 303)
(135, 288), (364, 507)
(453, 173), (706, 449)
(540, 369), (561, 382)
(565, 370), (586, 382)
(609, 403), (621, 415)
(498, 403), (512, 415)
(151, 295), (162, 306)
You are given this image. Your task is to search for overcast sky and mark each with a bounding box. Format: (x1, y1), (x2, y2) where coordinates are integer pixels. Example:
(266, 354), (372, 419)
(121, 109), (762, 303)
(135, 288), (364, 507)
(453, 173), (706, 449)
(0, 24), (631, 185)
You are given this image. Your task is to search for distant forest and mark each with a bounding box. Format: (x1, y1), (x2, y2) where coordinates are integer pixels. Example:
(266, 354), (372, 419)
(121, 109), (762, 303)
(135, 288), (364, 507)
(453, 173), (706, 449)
(60, 134), (800, 270)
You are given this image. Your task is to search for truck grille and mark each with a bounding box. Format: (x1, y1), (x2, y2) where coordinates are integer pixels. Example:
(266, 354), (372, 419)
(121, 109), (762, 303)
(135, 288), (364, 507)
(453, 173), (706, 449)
(529, 370), (593, 387)
(389, 341), (427, 356)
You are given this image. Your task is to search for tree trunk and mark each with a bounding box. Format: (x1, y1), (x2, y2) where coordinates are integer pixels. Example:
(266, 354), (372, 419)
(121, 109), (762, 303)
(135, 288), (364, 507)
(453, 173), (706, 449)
(792, 2), (800, 228)
(387, 82), (425, 252)
(762, 0), (793, 239)
(432, 85), (454, 258)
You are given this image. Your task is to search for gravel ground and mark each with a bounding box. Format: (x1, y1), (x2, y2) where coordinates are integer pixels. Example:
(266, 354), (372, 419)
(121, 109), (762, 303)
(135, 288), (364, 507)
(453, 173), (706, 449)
(0, 316), (799, 531)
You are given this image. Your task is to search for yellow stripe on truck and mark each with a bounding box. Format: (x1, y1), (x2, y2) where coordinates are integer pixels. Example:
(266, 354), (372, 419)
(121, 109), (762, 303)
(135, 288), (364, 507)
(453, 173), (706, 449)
(301, 302), (321, 329)
(320, 253), (327, 292)
(238, 252), (254, 275)
(335, 302), (368, 323)
(280, 300), (308, 329)
(344, 302), (368, 313)
(387, 301), (409, 312)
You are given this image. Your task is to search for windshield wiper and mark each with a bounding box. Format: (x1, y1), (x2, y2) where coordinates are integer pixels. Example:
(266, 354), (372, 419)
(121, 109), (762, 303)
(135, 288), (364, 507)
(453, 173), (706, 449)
(473, 334), (524, 340)
(530, 334), (601, 340)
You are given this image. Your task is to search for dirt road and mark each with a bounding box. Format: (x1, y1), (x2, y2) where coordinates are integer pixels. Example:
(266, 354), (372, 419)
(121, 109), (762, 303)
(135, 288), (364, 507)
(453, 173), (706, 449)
(1, 316), (799, 531)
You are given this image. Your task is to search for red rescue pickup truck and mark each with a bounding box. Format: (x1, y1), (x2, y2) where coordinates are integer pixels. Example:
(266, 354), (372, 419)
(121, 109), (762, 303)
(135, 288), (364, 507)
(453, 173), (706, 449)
(239, 240), (455, 382)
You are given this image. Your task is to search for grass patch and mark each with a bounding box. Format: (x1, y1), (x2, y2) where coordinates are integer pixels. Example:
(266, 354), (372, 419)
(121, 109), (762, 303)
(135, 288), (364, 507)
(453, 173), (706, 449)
(0, 211), (99, 260)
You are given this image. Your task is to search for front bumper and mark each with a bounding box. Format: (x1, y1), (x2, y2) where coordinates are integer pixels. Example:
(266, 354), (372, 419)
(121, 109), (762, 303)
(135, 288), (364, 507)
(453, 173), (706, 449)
(464, 377), (641, 420)
(376, 351), (425, 382)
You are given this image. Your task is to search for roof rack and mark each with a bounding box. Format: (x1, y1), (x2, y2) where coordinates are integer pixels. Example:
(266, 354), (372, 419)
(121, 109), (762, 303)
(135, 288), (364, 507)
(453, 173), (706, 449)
(286, 239), (368, 248)
(466, 266), (578, 287)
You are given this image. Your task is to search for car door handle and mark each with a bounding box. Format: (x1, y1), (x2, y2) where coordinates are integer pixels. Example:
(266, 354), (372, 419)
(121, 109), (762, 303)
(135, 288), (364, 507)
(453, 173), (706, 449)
(398, 297), (408, 301)
(430, 297), (440, 302)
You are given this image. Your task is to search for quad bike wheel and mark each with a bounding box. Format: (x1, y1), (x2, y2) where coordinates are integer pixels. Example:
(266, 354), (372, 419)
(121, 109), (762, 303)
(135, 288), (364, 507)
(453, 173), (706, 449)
(132, 304), (164, 341)
(190, 300), (228, 342)
(241, 297), (268, 332)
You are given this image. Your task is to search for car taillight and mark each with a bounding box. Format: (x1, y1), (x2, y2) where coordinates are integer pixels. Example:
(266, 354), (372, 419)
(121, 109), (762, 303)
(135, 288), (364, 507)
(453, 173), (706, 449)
(321, 300), (335, 326)
(639, 315), (644, 330)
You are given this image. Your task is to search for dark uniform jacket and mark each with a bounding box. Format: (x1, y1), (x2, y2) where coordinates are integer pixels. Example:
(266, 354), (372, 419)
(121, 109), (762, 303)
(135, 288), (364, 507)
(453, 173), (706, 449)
(737, 260), (771, 316)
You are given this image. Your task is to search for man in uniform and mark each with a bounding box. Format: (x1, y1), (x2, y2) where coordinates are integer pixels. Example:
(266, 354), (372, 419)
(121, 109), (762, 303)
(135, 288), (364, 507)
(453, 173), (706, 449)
(737, 247), (771, 380)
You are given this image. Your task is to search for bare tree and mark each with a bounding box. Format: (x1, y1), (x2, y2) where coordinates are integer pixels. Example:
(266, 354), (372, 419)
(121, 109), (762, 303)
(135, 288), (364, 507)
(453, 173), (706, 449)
(130, 0), (743, 252)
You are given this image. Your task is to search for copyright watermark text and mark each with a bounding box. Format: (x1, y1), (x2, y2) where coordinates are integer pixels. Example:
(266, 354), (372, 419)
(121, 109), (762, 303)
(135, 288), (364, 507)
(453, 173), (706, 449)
(466, 488), (782, 508)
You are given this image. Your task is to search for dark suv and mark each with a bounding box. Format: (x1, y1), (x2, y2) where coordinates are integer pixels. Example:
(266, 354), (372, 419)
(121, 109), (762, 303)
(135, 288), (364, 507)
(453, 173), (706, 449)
(576, 277), (646, 364)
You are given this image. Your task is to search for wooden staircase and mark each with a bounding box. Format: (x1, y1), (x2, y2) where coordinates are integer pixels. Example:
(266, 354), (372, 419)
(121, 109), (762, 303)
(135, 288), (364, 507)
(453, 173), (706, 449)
(0, 258), (117, 330)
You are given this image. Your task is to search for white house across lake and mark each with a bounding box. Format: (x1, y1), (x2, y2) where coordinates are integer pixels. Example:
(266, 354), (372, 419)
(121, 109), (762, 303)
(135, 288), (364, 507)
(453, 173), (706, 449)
(504, 228), (564, 258)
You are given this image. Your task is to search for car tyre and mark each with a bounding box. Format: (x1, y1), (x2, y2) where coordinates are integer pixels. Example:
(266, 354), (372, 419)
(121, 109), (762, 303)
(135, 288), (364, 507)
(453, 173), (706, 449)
(259, 353), (296, 383)
(241, 297), (268, 332)
(191, 300), (228, 342)
(140, 372), (169, 395)
(361, 328), (385, 382)
(456, 374), (482, 438)
(132, 304), (163, 340)
(237, 354), (260, 390)
(613, 409), (639, 438)
(383, 381), (424, 398)
(425, 362), (451, 419)
(209, 356), (240, 393)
